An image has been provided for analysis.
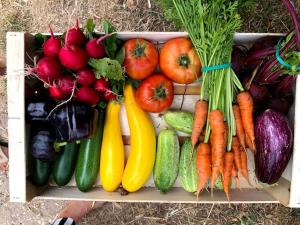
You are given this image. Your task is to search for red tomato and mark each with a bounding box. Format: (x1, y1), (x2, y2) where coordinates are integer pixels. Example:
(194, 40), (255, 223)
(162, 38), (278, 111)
(136, 74), (174, 113)
(160, 37), (202, 84)
(124, 38), (159, 80)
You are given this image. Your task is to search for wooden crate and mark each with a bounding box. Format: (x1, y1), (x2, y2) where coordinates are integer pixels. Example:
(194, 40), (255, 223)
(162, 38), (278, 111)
(6, 32), (300, 207)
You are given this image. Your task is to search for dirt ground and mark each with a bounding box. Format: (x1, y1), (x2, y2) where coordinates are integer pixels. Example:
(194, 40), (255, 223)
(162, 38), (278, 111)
(1, 0), (300, 224)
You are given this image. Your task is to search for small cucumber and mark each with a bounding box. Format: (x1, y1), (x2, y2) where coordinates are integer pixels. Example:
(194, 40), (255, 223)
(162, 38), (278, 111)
(153, 129), (180, 193)
(179, 139), (198, 193)
(75, 108), (105, 192)
(213, 177), (234, 190)
(53, 142), (79, 186)
(164, 110), (194, 134)
(29, 158), (51, 186)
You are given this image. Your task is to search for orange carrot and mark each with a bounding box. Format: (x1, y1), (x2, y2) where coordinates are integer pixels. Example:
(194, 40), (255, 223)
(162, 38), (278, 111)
(232, 137), (242, 173)
(236, 92), (255, 150)
(196, 143), (212, 197)
(220, 123), (228, 176)
(209, 110), (226, 191)
(199, 129), (207, 143)
(224, 123), (228, 150)
(240, 146), (251, 185)
(232, 163), (240, 190)
(233, 105), (246, 150)
(245, 134), (255, 153)
(222, 152), (234, 201)
(191, 100), (208, 148)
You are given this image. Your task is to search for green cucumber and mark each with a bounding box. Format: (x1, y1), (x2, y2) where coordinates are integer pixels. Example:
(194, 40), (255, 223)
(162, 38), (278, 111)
(164, 110), (194, 134)
(153, 129), (180, 193)
(29, 158), (51, 186)
(53, 142), (79, 186)
(212, 177), (234, 189)
(75, 108), (105, 192)
(179, 139), (198, 193)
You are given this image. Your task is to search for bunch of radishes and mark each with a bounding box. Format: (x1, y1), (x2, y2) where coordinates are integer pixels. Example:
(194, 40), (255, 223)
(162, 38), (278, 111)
(32, 19), (116, 106)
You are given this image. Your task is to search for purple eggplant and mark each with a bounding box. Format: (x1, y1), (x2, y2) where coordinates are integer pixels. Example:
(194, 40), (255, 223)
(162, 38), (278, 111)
(254, 109), (293, 184)
(30, 122), (58, 162)
(49, 102), (95, 141)
(26, 100), (55, 121)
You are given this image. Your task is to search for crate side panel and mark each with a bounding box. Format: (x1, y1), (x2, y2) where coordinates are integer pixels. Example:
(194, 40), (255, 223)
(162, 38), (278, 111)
(7, 32), (27, 202)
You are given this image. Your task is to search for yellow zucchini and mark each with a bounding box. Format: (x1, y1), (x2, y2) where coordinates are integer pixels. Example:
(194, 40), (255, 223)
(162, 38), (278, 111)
(122, 84), (156, 192)
(100, 101), (125, 192)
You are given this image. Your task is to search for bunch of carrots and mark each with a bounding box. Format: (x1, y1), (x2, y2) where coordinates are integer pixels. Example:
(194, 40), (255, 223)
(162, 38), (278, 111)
(172, 0), (257, 201)
(193, 91), (255, 201)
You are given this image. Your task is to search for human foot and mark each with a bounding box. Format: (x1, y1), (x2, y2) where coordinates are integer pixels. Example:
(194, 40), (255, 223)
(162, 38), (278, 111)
(55, 201), (105, 223)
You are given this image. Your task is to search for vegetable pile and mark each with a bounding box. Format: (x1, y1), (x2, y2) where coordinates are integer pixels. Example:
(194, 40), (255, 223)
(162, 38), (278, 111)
(25, 0), (299, 202)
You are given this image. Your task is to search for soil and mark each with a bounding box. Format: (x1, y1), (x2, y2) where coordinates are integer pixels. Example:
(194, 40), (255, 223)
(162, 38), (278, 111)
(1, 0), (300, 224)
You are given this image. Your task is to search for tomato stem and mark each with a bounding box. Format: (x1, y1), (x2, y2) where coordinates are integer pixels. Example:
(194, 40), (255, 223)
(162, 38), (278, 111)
(154, 85), (167, 100)
(133, 43), (146, 57)
(178, 54), (190, 68)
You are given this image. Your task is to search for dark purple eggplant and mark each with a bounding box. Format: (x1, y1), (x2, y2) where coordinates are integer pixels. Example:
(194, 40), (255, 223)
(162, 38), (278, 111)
(26, 100), (55, 121)
(254, 109), (293, 184)
(30, 123), (57, 162)
(49, 102), (95, 141)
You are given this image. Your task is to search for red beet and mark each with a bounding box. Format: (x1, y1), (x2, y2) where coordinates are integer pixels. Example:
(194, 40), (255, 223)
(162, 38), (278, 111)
(49, 86), (66, 100)
(43, 25), (61, 57)
(85, 38), (106, 59)
(56, 75), (75, 95)
(77, 68), (96, 86)
(104, 91), (116, 101)
(266, 98), (293, 115)
(94, 78), (109, 93)
(58, 45), (88, 70)
(35, 57), (62, 84)
(76, 86), (100, 106)
(249, 83), (270, 103)
(65, 18), (86, 46)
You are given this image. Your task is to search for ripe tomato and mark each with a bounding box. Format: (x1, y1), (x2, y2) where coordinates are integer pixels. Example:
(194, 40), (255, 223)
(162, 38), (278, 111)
(136, 74), (174, 113)
(124, 38), (159, 80)
(160, 37), (202, 84)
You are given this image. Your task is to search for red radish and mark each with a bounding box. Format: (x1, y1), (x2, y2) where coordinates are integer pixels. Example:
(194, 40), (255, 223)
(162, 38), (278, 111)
(104, 91), (116, 101)
(65, 18), (86, 46)
(35, 57), (62, 84)
(49, 86), (66, 100)
(56, 75), (75, 95)
(43, 25), (61, 57)
(85, 38), (106, 59)
(94, 78), (109, 93)
(77, 68), (96, 86)
(76, 86), (100, 106)
(58, 45), (88, 70)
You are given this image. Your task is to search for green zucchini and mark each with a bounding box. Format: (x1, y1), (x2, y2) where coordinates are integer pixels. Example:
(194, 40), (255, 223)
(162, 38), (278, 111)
(53, 142), (79, 186)
(75, 108), (105, 192)
(164, 110), (194, 134)
(179, 139), (198, 193)
(29, 158), (51, 186)
(153, 129), (180, 193)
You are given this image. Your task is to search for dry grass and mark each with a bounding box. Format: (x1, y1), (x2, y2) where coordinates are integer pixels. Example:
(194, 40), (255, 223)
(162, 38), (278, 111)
(239, 1), (299, 33)
(80, 202), (300, 225)
(1, 1), (300, 224)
